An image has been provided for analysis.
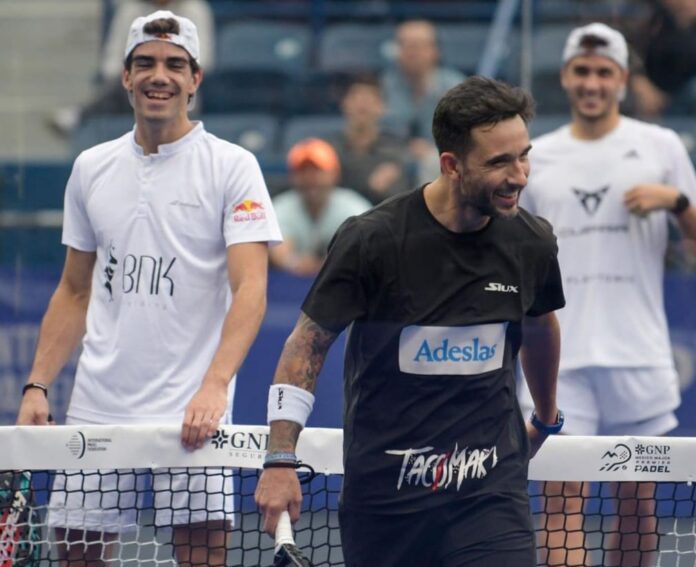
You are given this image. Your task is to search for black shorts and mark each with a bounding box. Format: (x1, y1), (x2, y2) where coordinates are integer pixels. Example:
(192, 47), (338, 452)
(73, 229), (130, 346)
(339, 492), (535, 567)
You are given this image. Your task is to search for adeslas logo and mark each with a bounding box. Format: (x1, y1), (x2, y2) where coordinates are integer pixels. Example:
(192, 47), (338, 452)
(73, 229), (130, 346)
(414, 338), (497, 363)
(399, 323), (507, 375)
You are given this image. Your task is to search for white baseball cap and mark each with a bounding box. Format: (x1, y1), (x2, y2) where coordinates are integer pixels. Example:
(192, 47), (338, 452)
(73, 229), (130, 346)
(124, 10), (200, 63)
(562, 22), (628, 70)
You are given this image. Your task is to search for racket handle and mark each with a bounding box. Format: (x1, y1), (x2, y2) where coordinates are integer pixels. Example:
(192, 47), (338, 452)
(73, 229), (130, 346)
(275, 511), (295, 549)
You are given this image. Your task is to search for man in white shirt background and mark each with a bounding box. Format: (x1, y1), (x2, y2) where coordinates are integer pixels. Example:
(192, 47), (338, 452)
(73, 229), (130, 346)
(518, 22), (696, 567)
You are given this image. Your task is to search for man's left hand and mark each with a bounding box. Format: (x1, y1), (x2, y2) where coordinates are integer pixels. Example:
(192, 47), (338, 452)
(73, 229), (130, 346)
(181, 376), (229, 451)
(624, 184), (680, 217)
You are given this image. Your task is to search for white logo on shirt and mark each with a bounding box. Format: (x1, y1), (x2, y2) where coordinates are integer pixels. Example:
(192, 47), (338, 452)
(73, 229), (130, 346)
(385, 444), (498, 491)
(399, 324), (507, 375)
(484, 282), (518, 293)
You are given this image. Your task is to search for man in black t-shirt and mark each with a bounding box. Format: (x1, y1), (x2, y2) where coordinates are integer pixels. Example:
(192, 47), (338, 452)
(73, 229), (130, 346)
(256, 76), (566, 567)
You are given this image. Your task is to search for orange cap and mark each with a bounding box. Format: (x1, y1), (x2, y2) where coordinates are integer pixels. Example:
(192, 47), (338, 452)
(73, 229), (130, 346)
(287, 138), (340, 174)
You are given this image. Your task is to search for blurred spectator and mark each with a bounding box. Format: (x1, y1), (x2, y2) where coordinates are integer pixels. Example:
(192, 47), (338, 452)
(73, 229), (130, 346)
(381, 20), (464, 159)
(270, 139), (372, 276)
(629, 0), (696, 117)
(51, 0), (215, 135)
(330, 76), (410, 204)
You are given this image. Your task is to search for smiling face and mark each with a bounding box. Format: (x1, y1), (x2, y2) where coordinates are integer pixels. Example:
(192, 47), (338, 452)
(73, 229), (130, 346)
(453, 115), (531, 219)
(561, 54), (627, 123)
(122, 40), (202, 127)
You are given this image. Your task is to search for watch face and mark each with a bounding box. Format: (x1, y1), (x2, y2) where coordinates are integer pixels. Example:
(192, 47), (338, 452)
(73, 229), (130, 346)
(673, 194), (690, 215)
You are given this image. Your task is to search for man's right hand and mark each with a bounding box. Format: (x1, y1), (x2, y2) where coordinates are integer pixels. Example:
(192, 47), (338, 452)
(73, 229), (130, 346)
(255, 467), (303, 536)
(16, 390), (53, 425)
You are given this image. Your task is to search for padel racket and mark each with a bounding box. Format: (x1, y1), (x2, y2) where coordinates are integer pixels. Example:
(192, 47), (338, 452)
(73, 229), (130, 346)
(271, 511), (314, 567)
(0, 471), (41, 566)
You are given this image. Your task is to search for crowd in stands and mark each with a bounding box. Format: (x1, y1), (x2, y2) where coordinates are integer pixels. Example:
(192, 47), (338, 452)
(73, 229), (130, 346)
(49, 0), (696, 274)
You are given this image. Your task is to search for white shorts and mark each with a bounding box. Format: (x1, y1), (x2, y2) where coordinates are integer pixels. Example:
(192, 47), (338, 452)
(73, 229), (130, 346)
(47, 417), (234, 533)
(517, 366), (680, 436)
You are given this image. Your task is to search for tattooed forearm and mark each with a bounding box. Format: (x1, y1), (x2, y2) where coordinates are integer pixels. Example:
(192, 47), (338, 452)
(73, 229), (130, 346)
(268, 420), (303, 453)
(273, 313), (338, 392)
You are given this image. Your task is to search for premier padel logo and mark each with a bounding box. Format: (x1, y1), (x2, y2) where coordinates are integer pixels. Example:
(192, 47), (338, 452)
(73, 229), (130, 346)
(599, 443), (632, 471)
(399, 324), (507, 375)
(386, 444), (498, 491)
(572, 185), (610, 216)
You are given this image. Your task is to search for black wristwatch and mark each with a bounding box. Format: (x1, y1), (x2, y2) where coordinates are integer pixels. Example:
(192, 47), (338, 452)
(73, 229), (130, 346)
(671, 193), (690, 216)
(530, 409), (564, 434)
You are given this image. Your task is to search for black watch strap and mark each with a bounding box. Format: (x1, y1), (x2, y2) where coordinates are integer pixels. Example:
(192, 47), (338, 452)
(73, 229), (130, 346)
(671, 193), (690, 216)
(22, 382), (48, 398)
(530, 409), (564, 434)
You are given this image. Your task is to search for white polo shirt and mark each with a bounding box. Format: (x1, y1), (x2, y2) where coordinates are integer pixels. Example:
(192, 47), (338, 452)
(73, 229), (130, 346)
(522, 116), (696, 371)
(62, 123), (282, 423)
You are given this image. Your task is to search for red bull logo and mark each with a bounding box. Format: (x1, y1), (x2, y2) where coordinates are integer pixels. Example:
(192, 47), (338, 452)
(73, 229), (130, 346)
(232, 200), (266, 222)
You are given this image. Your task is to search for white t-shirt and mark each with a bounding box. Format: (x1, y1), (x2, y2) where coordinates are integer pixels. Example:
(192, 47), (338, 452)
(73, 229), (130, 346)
(522, 116), (696, 371)
(62, 123), (282, 423)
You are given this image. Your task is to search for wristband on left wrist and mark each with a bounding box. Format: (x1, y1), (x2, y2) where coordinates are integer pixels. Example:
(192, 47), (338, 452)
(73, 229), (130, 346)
(22, 382), (49, 398)
(530, 409), (564, 434)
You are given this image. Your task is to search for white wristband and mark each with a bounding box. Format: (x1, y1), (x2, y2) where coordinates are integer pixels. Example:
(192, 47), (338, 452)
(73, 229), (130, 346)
(267, 384), (315, 428)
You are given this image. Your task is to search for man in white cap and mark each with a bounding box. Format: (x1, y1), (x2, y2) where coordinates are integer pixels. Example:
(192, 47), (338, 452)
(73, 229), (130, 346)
(517, 22), (696, 566)
(17, 10), (282, 565)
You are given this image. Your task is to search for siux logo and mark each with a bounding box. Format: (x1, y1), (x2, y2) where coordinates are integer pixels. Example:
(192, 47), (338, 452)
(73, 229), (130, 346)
(386, 444), (498, 491)
(414, 338), (497, 363)
(484, 282), (518, 293)
(122, 255), (176, 296)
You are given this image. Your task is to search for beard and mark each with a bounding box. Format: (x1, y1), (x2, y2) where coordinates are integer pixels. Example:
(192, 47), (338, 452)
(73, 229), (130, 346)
(458, 176), (521, 220)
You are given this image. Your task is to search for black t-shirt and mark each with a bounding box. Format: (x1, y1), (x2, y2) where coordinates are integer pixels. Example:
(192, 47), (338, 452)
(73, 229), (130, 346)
(302, 187), (565, 513)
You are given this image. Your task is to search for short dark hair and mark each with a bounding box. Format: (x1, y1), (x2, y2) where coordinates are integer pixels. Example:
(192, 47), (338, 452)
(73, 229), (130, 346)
(432, 76), (535, 157)
(124, 17), (200, 73)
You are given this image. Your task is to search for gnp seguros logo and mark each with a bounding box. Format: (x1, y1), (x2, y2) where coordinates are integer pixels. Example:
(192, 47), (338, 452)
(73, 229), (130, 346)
(399, 323), (507, 375)
(210, 429), (269, 462)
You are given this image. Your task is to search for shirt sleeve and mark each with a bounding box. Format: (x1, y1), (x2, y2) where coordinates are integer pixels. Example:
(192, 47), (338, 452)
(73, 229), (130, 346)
(223, 149), (283, 247)
(61, 156), (97, 252)
(663, 129), (696, 201)
(301, 216), (369, 332)
(525, 218), (565, 317)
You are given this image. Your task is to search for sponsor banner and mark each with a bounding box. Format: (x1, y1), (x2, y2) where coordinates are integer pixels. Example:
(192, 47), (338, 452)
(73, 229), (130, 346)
(399, 323), (507, 375)
(0, 425), (344, 475)
(529, 436), (696, 482)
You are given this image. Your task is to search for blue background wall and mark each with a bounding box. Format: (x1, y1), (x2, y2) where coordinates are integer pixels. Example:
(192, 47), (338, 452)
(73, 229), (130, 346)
(1, 268), (695, 434)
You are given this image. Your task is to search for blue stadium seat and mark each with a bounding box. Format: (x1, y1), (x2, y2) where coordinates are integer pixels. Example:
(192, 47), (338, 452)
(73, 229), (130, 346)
(436, 23), (490, 75)
(531, 24), (575, 113)
(200, 69), (292, 114)
(71, 115), (134, 156)
(281, 115), (345, 153)
(318, 24), (396, 73)
(216, 21), (311, 74)
(203, 113), (279, 157)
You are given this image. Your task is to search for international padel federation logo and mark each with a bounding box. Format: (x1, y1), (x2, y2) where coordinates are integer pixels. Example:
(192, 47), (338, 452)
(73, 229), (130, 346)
(211, 429), (229, 449)
(66, 432), (87, 459)
(599, 443), (632, 472)
(232, 199), (266, 222)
